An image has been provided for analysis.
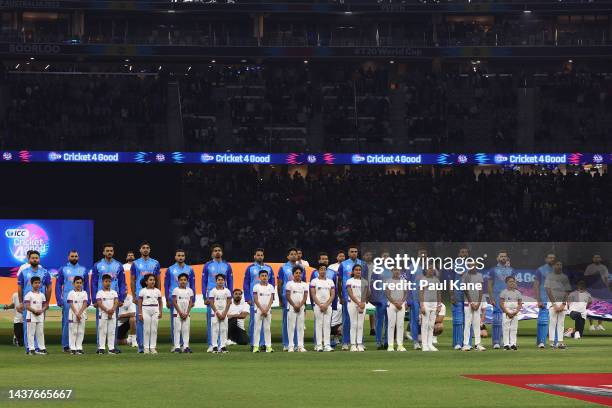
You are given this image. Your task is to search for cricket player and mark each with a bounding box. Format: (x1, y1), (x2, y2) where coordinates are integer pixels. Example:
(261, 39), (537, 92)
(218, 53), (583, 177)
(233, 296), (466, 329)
(172, 273), (194, 353)
(462, 264), (486, 351)
(499, 276), (523, 350)
(138, 274), (163, 354)
(311, 263), (336, 352)
(545, 260), (571, 349)
(385, 268), (408, 352)
(297, 248), (310, 268)
(67, 276), (88, 354)
(202, 244), (233, 352)
(370, 251), (391, 350)
(346, 264), (368, 352)
(277, 247), (305, 351)
(209, 274), (232, 353)
(487, 251), (514, 349)
(92, 243), (127, 352)
(3, 292), (24, 346)
(253, 270), (275, 353)
(96, 274), (119, 354)
(130, 242), (161, 353)
(164, 249), (195, 347)
(24, 276), (48, 355)
(286, 266), (309, 352)
(56, 250), (89, 353)
(533, 253), (556, 348)
(451, 247), (470, 349)
(243, 248), (274, 350)
(17, 251), (51, 353)
(585, 254), (609, 331)
(407, 248), (427, 349)
(338, 245), (368, 350)
(420, 267), (441, 352)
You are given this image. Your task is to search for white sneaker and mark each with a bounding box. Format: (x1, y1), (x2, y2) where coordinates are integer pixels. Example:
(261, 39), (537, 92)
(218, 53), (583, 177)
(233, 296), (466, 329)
(429, 345), (438, 352)
(323, 346), (333, 352)
(283, 346), (288, 352)
(414, 343), (422, 350)
(537, 343), (545, 349)
(150, 349), (158, 354)
(564, 330), (572, 338)
(350, 345), (358, 352)
(225, 340), (236, 346)
(357, 345), (365, 352)
(493, 344), (501, 349)
(433, 336), (438, 344)
(314, 345), (321, 352)
(397, 345), (407, 352)
(207, 346), (213, 353)
(287, 347), (294, 353)
(387, 346), (394, 352)
(298, 347), (307, 353)
(590, 325), (597, 331)
(462, 345), (471, 351)
(144, 348), (150, 354)
(574, 332), (581, 339)
(597, 325), (605, 331)
(422, 345), (431, 352)
(454, 344), (462, 350)
(342, 344), (350, 351)
(476, 344), (486, 351)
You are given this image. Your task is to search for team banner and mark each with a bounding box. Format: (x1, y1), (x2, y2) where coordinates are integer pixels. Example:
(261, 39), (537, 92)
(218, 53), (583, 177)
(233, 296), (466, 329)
(1, 151), (610, 165)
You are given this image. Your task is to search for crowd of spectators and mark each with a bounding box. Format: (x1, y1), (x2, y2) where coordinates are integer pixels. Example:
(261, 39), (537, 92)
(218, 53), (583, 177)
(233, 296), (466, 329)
(176, 166), (611, 260)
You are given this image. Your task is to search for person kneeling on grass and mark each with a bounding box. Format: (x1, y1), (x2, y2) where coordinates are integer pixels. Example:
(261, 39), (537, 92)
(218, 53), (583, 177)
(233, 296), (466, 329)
(565, 280), (592, 340)
(209, 274), (232, 354)
(227, 289), (250, 346)
(253, 270), (275, 353)
(499, 276), (523, 351)
(172, 273), (194, 353)
(138, 274), (163, 354)
(117, 294), (137, 348)
(3, 291), (24, 347)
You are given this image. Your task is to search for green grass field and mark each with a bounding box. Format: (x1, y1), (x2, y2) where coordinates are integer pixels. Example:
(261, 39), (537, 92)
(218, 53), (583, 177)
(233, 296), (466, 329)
(0, 310), (610, 408)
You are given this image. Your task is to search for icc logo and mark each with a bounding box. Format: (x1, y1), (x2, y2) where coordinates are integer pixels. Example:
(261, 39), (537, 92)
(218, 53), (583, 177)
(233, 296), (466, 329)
(457, 155), (468, 164)
(200, 153), (215, 163)
(156, 154), (166, 162)
(48, 152), (62, 161)
(593, 154), (603, 164)
(2, 152), (12, 161)
(352, 154), (366, 164)
(5, 229), (29, 238)
(494, 154), (508, 164)
(307, 155), (317, 164)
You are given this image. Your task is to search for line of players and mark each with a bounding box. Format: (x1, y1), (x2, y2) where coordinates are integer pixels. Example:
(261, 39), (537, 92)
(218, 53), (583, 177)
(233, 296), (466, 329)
(11, 243), (586, 354)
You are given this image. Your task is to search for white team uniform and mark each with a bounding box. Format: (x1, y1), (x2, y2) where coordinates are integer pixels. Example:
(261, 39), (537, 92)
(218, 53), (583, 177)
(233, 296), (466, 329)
(385, 277), (408, 348)
(118, 294), (136, 322)
(285, 280), (309, 350)
(12, 292), (24, 324)
(67, 290), (88, 351)
(499, 288), (522, 347)
(311, 277), (335, 348)
(253, 283), (275, 348)
(172, 287), (194, 350)
(209, 287), (231, 349)
(545, 272), (571, 345)
(139, 287), (162, 351)
(346, 277), (366, 347)
(420, 276), (440, 350)
(228, 301), (249, 330)
(462, 272), (484, 347)
(96, 289), (118, 350)
(24, 291), (46, 351)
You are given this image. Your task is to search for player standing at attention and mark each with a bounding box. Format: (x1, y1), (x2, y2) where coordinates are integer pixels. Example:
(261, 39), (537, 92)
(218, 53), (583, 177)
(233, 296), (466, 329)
(138, 273), (163, 354)
(286, 266), (309, 352)
(124, 250), (135, 273)
(277, 247), (305, 351)
(23, 276), (48, 355)
(244, 248), (274, 351)
(462, 263), (486, 351)
(487, 251), (514, 349)
(499, 276), (523, 350)
(451, 247), (470, 350)
(385, 268), (408, 352)
(130, 242), (160, 353)
(18, 251), (51, 353)
(96, 274), (119, 354)
(202, 244), (233, 352)
(370, 251), (391, 350)
(310, 252), (337, 349)
(338, 245), (368, 351)
(533, 253), (556, 348)
(545, 260), (571, 349)
(91, 243), (127, 352)
(419, 267), (441, 352)
(209, 274), (232, 353)
(165, 249), (195, 348)
(407, 248), (427, 350)
(253, 270), (275, 353)
(310, 263), (336, 352)
(346, 264), (368, 352)
(56, 250), (89, 353)
(172, 273), (194, 353)
(67, 276), (88, 354)
(3, 291), (24, 346)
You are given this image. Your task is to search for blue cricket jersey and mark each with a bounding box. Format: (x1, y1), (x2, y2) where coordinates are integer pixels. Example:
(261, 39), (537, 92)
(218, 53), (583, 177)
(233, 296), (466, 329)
(535, 263), (553, 303)
(488, 263), (515, 300)
(55, 263), (90, 306)
(202, 259), (233, 297)
(91, 258), (127, 302)
(338, 258), (369, 296)
(131, 257), (161, 290)
(164, 263), (195, 300)
(18, 266), (51, 298)
(369, 268), (393, 304)
(277, 262), (305, 306)
(243, 262), (274, 303)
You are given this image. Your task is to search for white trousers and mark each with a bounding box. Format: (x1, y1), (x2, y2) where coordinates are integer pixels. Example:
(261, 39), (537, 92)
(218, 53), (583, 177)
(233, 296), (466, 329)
(314, 305), (332, 347)
(27, 321), (45, 351)
(464, 305), (482, 346)
(386, 303), (406, 347)
(254, 310), (272, 347)
(420, 303), (437, 348)
(142, 307), (159, 350)
(211, 315), (228, 349)
(69, 319), (86, 350)
(287, 307), (305, 349)
(173, 315), (191, 349)
(549, 303), (565, 344)
(98, 317), (116, 350)
(348, 302), (365, 346)
(502, 314), (518, 346)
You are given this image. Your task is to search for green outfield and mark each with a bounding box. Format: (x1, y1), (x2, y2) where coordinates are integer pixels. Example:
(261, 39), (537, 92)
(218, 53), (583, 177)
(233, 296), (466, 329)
(0, 310), (610, 408)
